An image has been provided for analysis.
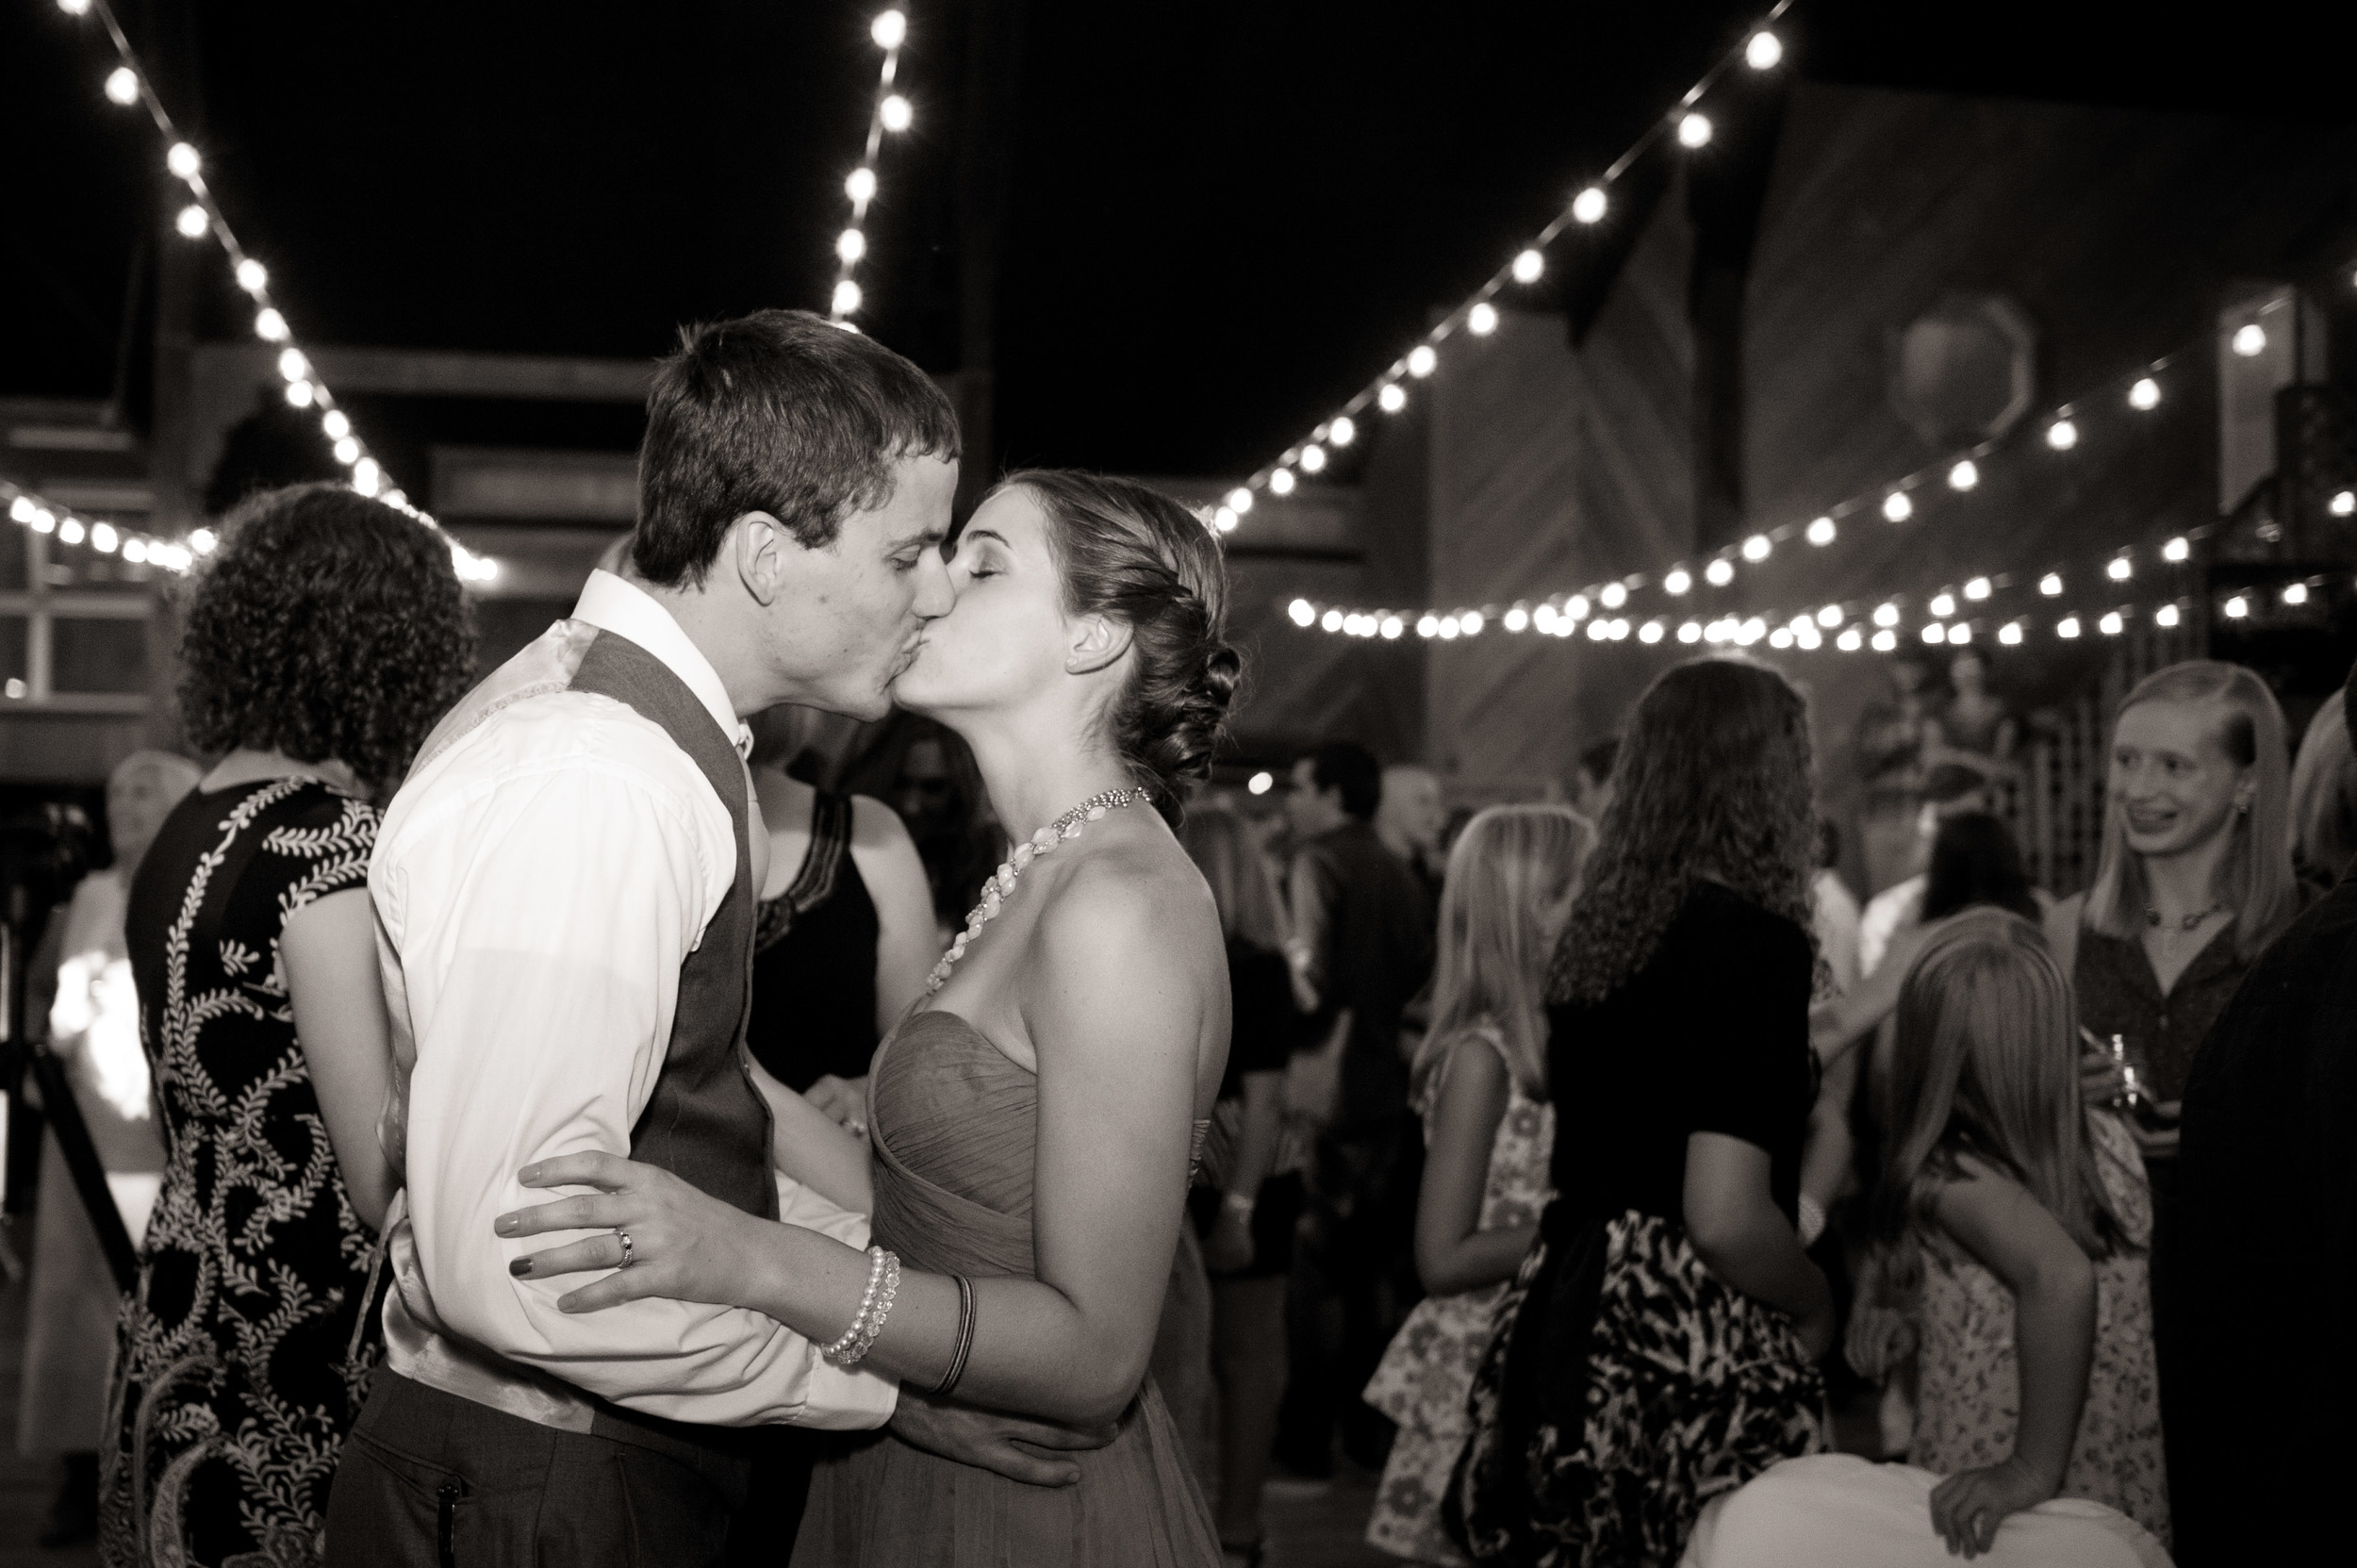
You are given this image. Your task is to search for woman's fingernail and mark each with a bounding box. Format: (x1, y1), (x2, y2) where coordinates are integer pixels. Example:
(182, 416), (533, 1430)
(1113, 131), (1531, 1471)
(509, 1257), (532, 1277)
(519, 1165), (539, 1182)
(495, 1215), (516, 1233)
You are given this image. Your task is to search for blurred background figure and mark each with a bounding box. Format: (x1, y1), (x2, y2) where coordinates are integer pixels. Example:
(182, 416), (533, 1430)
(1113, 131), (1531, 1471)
(1376, 765), (1447, 900)
(742, 707), (938, 1094)
(882, 720), (1005, 949)
(1363, 804), (1591, 1565)
(1172, 806), (1311, 1568)
(1925, 645), (2019, 780)
(1858, 763), (1998, 978)
(1812, 817), (1864, 996)
(1854, 652), (1942, 895)
(1570, 735), (1620, 824)
(1276, 741), (1436, 1477)
(2287, 679), (2356, 893)
(16, 749), (201, 1548)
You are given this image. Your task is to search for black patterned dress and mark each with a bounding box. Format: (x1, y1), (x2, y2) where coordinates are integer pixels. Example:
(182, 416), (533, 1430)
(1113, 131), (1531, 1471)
(103, 779), (387, 1568)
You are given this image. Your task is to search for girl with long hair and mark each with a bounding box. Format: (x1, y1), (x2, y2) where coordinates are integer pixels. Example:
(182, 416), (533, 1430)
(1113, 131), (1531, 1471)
(1451, 658), (1832, 1566)
(1176, 806), (1308, 1566)
(1853, 910), (2166, 1551)
(496, 470), (1238, 1564)
(2046, 661), (2297, 1162)
(1363, 805), (1591, 1564)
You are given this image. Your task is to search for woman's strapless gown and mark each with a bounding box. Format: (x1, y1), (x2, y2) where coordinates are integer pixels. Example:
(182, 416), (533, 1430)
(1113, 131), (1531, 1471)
(793, 1009), (1223, 1567)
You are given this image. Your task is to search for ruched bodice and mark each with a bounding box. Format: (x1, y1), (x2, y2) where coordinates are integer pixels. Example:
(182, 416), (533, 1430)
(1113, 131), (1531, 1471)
(796, 1009), (1222, 1567)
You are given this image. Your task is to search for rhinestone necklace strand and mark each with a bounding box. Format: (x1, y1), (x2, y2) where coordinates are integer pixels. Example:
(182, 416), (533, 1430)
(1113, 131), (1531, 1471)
(923, 784), (1153, 995)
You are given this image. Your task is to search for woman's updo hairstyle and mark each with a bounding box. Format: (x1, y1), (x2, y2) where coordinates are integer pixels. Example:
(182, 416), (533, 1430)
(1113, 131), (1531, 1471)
(998, 469), (1241, 824)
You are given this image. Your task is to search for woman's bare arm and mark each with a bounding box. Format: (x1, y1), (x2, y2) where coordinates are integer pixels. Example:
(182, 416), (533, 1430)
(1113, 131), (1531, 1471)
(744, 1054), (873, 1213)
(1412, 1037), (1537, 1296)
(279, 887), (398, 1230)
(1683, 1131), (1833, 1357)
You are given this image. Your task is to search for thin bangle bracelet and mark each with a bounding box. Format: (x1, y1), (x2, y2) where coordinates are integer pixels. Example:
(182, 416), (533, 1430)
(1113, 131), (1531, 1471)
(931, 1273), (977, 1396)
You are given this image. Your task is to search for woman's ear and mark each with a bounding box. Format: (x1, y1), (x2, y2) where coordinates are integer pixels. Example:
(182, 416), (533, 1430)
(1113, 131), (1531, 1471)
(1066, 611), (1133, 676)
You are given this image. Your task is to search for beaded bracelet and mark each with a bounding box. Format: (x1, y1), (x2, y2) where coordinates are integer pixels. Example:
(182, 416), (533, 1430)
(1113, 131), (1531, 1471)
(821, 1246), (889, 1363)
(836, 1250), (899, 1369)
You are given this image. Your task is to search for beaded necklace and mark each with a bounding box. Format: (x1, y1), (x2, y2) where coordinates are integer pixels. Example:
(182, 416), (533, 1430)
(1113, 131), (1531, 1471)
(923, 784), (1153, 995)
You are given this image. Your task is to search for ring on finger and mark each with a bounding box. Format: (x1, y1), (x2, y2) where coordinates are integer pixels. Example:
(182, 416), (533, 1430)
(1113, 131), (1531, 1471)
(615, 1226), (635, 1269)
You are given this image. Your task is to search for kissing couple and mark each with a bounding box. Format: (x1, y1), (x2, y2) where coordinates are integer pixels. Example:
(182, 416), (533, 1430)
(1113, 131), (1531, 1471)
(324, 309), (1239, 1567)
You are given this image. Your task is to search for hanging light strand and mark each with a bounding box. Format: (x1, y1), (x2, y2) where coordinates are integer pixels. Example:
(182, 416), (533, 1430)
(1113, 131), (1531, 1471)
(829, 10), (914, 326)
(1287, 334), (2201, 640)
(1218, 1), (1797, 531)
(5, 474), (194, 573)
(52, 0), (495, 582)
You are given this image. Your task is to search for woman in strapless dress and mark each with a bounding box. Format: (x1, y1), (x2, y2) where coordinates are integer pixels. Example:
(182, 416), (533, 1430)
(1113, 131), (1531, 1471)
(499, 470), (1239, 1567)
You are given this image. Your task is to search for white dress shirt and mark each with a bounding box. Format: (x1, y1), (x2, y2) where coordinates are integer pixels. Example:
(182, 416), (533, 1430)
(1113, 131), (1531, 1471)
(371, 569), (896, 1432)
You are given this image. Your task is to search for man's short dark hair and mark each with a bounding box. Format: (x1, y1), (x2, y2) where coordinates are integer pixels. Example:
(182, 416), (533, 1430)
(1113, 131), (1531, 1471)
(1303, 740), (1382, 820)
(634, 308), (961, 587)
(1577, 734), (1621, 785)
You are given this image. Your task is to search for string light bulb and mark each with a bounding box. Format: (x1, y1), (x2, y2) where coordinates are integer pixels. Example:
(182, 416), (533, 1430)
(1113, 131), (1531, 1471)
(58, 0), (93, 15)
(1328, 416), (1357, 447)
(1504, 605), (1529, 633)
(1380, 616), (1403, 639)
(277, 347), (309, 383)
(2330, 489), (2355, 517)
(321, 409), (351, 440)
(1407, 345), (1437, 378)
(846, 167), (878, 206)
(1288, 599), (1316, 627)
(1298, 443), (1327, 473)
(1214, 506), (1237, 532)
(1949, 621), (1973, 644)
(1741, 534), (1771, 562)
(1999, 621), (2024, 645)
(880, 94), (913, 132)
(1883, 490), (1914, 522)
(2047, 418), (2079, 450)
(1706, 558), (1735, 586)
(285, 381), (313, 408)
(2129, 377), (2162, 410)
(1965, 576), (1992, 601)
(2057, 615), (2082, 638)
(1682, 621), (1706, 644)
(2224, 594), (2250, 619)
(254, 307), (288, 341)
(1745, 30), (1783, 69)
(1664, 567), (1692, 595)
(174, 204), (208, 239)
(2108, 555), (2133, 581)
(1806, 516), (1836, 546)
(2154, 602), (2181, 628)
(1871, 628), (1897, 652)
(832, 279), (863, 315)
(1921, 623), (1946, 645)
(91, 522), (119, 554)
(236, 257), (267, 293)
(1677, 112), (1712, 149)
(836, 229), (866, 263)
(2231, 323), (2266, 357)
(1511, 249), (1544, 284)
(1572, 186), (1607, 224)
(1874, 602), (1900, 628)
(1377, 383), (1407, 413)
(333, 437), (360, 465)
(58, 519), (85, 546)
(1599, 582), (1627, 609)
(1948, 459), (1979, 490)
(1269, 468), (1296, 496)
(104, 66), (138, 105)
(1322, 608), (1343, 632)
(1461, 610), (1483, 635)
(1838, 627), (1864, 652)
(2099, 611), (2125, 635)
(1930, 591), (1957, 618)
(871, 9), (907, 48)
(2283, 581), (2310, 605)
(1564, 593), (1591, 620)
(2039, 572), (2065, 596)
(1818, 604), (1842, 627)
(1467, 302), (1499, 336)
(166, 141), (200, 179)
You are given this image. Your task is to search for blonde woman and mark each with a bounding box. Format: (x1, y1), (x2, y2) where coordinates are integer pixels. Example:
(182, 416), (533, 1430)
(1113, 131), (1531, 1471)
(1859, 910), (2164, 1550)
(1363, 805), (1593, 1564)
(2287, 682), (2355, 891)
(1178, 807), (1310, 1567)
(2045, 661), (2299, 1159)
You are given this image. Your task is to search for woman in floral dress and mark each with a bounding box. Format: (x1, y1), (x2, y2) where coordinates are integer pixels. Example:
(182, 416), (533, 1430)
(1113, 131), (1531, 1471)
(104, 485), (474, 1568)
(1363, 806), (1591, 1563)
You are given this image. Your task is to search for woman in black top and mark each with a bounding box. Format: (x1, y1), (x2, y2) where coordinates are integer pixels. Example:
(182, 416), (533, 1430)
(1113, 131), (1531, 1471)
(1453, 658), (1831, 1567)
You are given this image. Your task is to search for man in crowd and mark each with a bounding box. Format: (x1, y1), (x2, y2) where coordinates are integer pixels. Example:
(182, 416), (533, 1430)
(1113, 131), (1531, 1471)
(1858, 762), (1994, 975)
(1571, 734), (1621, 823)
(1375, 763), (1447, 900)
(1275, 740), (1437, 1475)
(2161, 670), (2357, 1565)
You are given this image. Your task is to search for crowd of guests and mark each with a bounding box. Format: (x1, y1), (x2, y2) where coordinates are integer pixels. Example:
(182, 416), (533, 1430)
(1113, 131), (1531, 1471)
(11, 459), (2356, 1567)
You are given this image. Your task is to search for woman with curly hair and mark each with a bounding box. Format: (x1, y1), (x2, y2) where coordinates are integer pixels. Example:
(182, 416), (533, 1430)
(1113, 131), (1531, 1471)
(104, 483), (475, 1567)
(1450, 656), (1831, 1567)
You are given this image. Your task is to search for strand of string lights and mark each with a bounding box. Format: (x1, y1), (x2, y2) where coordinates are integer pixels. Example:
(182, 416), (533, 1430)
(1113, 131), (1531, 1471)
(827, 9), (915, 327)
(48, 0), (496, 583)
(5, 476), (194, 572)
(1206, 1), (1796, 536)
(1285, 299), (2349, 652)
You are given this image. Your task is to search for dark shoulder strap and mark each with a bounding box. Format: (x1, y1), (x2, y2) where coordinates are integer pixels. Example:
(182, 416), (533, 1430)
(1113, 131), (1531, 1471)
(783, 790), (853, 913)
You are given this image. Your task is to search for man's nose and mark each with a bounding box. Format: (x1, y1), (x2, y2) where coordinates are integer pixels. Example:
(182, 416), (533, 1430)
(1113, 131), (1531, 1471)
(914, 552), (957, 620)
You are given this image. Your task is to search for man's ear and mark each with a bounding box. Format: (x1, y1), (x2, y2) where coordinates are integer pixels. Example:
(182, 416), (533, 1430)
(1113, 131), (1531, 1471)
(1066, 611), (1133, 676)
(733, 512), (791, 606)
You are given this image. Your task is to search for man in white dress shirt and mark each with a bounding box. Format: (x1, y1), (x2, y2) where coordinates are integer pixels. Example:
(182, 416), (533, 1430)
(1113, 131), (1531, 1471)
(326, 312), (1086, 1565)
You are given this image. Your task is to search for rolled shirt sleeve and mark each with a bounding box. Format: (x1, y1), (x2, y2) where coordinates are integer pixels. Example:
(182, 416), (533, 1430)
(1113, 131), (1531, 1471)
(377, 708), (894, 1430)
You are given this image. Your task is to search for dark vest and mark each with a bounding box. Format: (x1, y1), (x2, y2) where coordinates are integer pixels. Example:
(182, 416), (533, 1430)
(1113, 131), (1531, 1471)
(570, 630), (778, 1223)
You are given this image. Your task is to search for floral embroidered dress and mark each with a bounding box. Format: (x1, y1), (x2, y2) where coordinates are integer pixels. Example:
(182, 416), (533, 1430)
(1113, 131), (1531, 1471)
(1362, 1026), (1553, 1564)
(103, 779), (387, 1568)
(1910, 1108), (2170, 1546)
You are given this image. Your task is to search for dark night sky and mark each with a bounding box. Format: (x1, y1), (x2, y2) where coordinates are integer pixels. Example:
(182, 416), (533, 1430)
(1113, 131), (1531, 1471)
(8, 0), (2355, 484)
